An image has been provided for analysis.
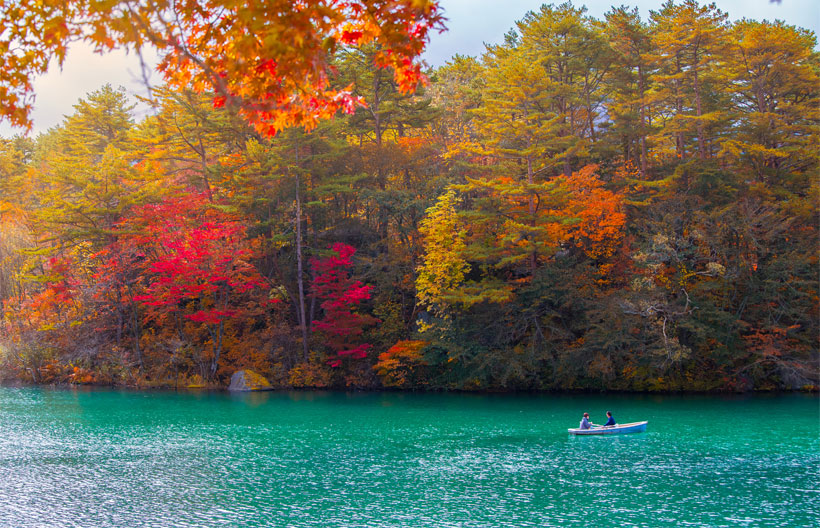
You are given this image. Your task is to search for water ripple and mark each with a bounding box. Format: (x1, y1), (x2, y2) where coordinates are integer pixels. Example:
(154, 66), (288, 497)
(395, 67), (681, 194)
(0, 388), (816, 527)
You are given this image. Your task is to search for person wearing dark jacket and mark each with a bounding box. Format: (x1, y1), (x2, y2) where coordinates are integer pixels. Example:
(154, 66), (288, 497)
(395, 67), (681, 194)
(603, 411), (616, 427)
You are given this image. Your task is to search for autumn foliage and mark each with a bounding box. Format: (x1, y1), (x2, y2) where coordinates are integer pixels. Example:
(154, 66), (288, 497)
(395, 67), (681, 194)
(121, 194), (266, 323)
(0, 0), (444, 133)
(373, 340), (429, 388)
(311, 243), (377, 367)
(0, 0), (817, 392)
(111, 193), (268, 377)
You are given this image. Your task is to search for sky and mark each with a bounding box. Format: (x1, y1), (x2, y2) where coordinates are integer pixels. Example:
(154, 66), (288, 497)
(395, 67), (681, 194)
(1, 0), (817, 137)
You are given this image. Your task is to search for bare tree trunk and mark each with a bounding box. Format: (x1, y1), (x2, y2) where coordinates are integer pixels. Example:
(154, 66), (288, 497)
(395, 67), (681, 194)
(308, 269), (316, 332)
(116, 302), (123, 347)
(638, 65), (648, 177)
(585, 72), (596, 143)
(209, 287), (229, 377)
(692, 59), (706, 160)
(294, 144), (310, 362)
(527, 155), (537, 273)
(675, 55), (685, 160)
(128, 294), (143, 371)
(197, 135), (214, 202)
(564, 98), (573, 177)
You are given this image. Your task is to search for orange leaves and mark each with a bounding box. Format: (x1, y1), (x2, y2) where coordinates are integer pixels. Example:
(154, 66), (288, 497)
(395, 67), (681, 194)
(455, 164), (625, 276)
(560, 164), (627, 261)
(0, 2), (73, 129)
(27, 362), (95, 385)
(0, 1), (444, 134)
(373, 339), (428, 388)
(743, 325), (802, 359)
(68, 365), (96, 385)
(2, 254), (84, 345)
(613, 161), (642, 185)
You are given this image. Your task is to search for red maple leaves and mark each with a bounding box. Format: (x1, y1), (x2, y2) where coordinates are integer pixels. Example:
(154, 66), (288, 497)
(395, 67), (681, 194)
(311, 243), (377, 366)
(101, 192), (267, 327)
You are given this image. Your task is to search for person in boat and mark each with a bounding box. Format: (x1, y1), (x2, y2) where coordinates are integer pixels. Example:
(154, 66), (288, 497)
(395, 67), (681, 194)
(603, 411), (616, 427)
(579, 412), (595, 430)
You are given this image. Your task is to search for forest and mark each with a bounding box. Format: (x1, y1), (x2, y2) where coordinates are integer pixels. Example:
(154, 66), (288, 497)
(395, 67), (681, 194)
(0, 0), (817, 392)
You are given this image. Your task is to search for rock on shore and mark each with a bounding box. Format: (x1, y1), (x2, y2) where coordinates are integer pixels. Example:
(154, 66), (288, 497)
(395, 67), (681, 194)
(228, 370), (272, 391)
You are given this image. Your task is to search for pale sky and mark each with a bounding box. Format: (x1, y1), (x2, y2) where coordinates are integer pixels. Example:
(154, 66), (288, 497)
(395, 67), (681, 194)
(1, 0), (817, 137)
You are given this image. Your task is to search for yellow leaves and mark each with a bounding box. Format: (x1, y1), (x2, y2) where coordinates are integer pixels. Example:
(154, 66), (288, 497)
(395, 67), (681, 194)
(288, 361), (332, 388)
(416, 190), (469, 317)
(718, 137), (795, 172)
(441, 281), (514, 307)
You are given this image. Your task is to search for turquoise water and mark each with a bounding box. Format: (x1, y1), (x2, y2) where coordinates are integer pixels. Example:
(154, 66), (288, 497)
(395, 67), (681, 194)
(0, 388), (817, 527)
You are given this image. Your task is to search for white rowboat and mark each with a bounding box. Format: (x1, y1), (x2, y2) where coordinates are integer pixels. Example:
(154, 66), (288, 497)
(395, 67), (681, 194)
(568, 421), (648, 435)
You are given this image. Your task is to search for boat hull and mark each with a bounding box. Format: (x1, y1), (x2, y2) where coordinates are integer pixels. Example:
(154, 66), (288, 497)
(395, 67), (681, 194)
(568, 421), (648, 435)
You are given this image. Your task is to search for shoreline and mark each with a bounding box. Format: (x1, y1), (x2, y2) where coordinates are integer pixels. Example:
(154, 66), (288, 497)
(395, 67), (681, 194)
(1, 379), (817, 395)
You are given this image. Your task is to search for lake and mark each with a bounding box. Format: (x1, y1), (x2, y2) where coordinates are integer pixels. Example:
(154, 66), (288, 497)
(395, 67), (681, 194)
(0, 387), (817, 527)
